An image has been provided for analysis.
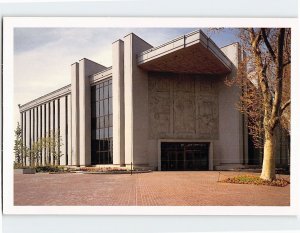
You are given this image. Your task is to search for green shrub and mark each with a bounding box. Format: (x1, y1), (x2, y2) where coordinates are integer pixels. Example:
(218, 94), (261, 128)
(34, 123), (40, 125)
(35, 165), (65, 173)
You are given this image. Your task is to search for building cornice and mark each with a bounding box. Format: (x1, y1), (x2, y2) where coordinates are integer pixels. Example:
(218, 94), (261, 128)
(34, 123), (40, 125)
(19, 84), (71, 112)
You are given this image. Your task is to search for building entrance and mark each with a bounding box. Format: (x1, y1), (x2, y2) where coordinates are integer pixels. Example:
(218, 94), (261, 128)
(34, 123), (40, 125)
(161, 142), (209, 171)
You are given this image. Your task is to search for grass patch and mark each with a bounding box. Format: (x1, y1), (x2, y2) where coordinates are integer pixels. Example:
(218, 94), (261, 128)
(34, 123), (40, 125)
(219, 174), (289, 187)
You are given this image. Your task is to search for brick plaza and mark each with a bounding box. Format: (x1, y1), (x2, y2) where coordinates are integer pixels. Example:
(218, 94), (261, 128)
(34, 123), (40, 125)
(14, 171), (290, 206)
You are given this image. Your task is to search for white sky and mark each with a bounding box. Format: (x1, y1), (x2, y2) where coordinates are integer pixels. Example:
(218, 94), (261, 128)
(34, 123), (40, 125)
(13, 28), (237, 127)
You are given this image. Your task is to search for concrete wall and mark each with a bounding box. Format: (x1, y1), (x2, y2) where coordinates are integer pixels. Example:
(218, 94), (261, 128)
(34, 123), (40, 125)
(147, 72), (219, 169)
(213, 43), (244, 167)
(124, 33), (153, 167)
(20, 94), (71, 166)
(78, 59), (107, 166)
(71, 62), (80, 166)
(60, 97), (66, 165)
(112, 40), (125, 166)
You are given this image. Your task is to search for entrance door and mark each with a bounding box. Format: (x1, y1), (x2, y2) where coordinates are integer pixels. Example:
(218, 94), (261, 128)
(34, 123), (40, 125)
(161, 142), (209, 171)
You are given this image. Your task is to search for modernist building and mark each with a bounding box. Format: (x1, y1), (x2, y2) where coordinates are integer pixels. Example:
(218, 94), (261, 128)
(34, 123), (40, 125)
(19, 29), (289, 171)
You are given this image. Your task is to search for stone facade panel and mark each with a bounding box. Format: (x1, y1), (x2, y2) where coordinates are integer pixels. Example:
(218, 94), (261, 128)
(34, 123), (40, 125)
(149, 73), (219, 140)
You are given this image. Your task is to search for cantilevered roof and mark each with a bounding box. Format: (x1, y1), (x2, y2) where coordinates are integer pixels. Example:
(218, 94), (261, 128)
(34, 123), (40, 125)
(137, 30), (232, 74)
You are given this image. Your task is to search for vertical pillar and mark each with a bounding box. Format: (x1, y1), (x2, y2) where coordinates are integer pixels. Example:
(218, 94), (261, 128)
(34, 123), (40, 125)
(78, 58), (106, 166)
(45, 103), (50, 164)
(23, 112), (26, 165)
(20, 112), (23, 165)
(35, 107), (39, 165)
(50, 101), (54, 165)
(30, 109), (33, 166)
(112, 40), (125, 165)
(123, 33), (152, 167)
(40, 104), (45, 165)
(54, 99), (59, 164)
(216, 43), (243, 166)
(67, 94), (72, 165)
(25, 111), (30, 166)
(41, 105), (45, 165)
(59, 97), (66, 165)
(71, 62), (80, 166)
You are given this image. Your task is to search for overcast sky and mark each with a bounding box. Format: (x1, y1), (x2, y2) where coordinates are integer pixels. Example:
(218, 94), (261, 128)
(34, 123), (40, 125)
(13, 27), (238, 126)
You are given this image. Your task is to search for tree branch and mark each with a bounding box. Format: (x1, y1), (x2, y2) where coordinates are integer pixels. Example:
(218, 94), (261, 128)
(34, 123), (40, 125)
(250, 28), (262, 48)
(262, 28), (276, 61)
(281, 99), (291, 113)
(283, 60), (291, 68)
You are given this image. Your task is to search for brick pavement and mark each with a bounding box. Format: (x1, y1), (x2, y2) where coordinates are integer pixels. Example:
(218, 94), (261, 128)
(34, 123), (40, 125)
(14, 171), (290, 206)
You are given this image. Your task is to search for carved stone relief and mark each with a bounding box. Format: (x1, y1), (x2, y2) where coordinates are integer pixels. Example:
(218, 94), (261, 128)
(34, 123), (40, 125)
(148, 73), (219, 139)
(173, 87), (195, 134)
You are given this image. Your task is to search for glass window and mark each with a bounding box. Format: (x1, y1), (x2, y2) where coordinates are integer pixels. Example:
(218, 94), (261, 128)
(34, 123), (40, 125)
(104, 99), (108, 115)
(100, 116), (105, 128)
(92, 118), (97, 129)
(99, 152), (103, 164)
(96, 118), (100, 129)
(99, 101), (103, 116)
(104, 115), (109, 128)
(99, 87), (103, 100)
(109, 97), (112, 114)
(92, 140), (97, 152)
(91, 77), (113, 165)
(91, 103), (96, 117)
(96, 103), (100, 117)
(95, 88), (99, 102)
(104, 85), (108, 98)
(109, 84), (112, 97)
(100, 129), (104, 138)
(91, 86), (96, 101)
(109, 114), (113, 127)
(105, 128), (109, 138)
(91, 130), (96, 140)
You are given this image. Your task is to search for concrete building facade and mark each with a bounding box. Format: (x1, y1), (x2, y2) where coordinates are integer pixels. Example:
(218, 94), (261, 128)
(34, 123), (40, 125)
(19, 29), (289, 170)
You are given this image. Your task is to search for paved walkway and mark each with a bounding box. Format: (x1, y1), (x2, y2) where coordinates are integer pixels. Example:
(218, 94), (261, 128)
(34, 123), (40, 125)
(14, 171), (290, 206)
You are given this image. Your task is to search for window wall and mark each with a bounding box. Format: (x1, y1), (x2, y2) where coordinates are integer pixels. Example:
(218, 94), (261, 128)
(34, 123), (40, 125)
(91, 78), (113, 164)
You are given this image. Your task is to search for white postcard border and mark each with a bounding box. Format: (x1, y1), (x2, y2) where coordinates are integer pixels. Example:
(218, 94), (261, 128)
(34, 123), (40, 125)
(3, 17), (299, 215)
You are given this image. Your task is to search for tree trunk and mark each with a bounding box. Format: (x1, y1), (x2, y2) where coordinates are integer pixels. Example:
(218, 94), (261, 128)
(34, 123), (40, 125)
(260, 130), (276, 181)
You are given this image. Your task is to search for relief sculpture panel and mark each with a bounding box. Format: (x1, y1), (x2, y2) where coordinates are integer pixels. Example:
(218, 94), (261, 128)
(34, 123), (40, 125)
(173, 77), (195, 134)
(148, 73), (219, 139)
(149, 76), (171, 138)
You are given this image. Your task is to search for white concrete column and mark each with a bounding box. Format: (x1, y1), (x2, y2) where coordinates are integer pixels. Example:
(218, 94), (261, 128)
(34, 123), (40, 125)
(45, 102), (50, 164)
(54, 99), (59, 164)
(112, 40), (125, 165)
(71, 62), (80, 166)
(78, 58), (106, 166)
(25, 111), (30, 166)
(35, 107), (39, 165)
(67, 95), (72, 165)
(60, 97), (67, 165)
(40, 104), (45, 165)
(123, 33), (152, 166)
(50, 101), (54, 164)
(215, 43), (243, 165)
(20, 112), (24, 165)
(41, 104), (46, 165)
(30, 109), (34, 166)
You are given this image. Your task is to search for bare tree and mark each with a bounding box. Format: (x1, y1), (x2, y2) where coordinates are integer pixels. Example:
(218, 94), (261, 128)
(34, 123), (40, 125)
(228, 28), (290, 181)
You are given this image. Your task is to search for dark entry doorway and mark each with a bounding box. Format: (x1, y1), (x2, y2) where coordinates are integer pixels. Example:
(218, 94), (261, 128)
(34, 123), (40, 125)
(161, 142), (209, 171)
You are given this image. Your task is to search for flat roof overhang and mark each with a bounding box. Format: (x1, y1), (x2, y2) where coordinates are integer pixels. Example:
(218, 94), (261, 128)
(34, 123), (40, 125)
(137, 30), (232, 75)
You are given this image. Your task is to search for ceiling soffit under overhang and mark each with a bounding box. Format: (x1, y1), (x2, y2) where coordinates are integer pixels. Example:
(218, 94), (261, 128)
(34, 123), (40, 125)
(137, 30), (233, 75)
